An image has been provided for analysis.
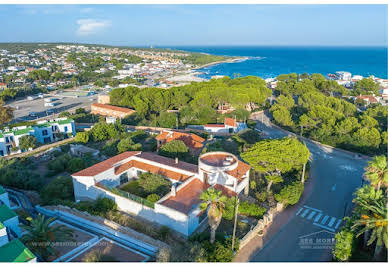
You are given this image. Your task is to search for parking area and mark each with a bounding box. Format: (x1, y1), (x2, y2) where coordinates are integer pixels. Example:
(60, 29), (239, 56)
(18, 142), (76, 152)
(5, 92), (100, 122)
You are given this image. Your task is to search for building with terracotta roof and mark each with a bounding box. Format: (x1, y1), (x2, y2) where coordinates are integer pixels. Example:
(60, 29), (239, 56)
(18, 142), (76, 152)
(203, 118), (247, 134)
(355, 95), (380, 106)
(155, 130), (205, 154)
(71, 151), (250, 236)
(91, 103), (135, 119)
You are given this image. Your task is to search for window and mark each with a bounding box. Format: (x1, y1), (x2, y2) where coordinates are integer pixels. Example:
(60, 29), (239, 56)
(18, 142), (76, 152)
(64, 126), (68, 132)
(120, 173), (129, 185)
(42, 129), (48, 136)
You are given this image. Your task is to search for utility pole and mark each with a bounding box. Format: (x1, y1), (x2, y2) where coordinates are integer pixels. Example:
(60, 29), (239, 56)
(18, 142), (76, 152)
(231, 195), (239, 252)
(301, 163), (306, 183)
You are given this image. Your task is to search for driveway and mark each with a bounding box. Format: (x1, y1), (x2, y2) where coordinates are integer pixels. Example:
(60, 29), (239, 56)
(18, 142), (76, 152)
(248, 115), (367, 262)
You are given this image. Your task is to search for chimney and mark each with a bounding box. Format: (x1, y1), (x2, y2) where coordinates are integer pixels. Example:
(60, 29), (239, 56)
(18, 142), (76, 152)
(175, 157), (179, 164)
(171, 184), (176, 197)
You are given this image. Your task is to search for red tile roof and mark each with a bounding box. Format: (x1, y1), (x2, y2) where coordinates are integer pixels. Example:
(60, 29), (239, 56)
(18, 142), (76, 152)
(161, 178), (206, 214)
(226, 161), (251, 181)
(156, 131), (205, 150)
(356, 95), (379, 103)
(72, 151), (140, 176)
(161, 179), (237, 214)
(91, 103), (135, 114)
(135, 152), (198, 173)
(224, 117), (237, 127)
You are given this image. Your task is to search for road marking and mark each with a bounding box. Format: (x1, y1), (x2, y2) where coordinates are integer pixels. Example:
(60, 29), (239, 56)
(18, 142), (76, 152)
(321, 215), (329, 225)
(328, 217), (336, 227)
(301, 209), (310, 218)
(296, 208), (303, 216)
(314, 213), (322, 223)
(307, 211), (316, 220)
(303, 206), (322, 213)
(335, 219), (342, 229)
(313, 222), (335, 232)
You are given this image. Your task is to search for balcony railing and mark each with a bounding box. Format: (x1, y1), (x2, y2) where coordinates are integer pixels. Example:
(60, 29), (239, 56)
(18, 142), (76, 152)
(96, 183), (155, 209)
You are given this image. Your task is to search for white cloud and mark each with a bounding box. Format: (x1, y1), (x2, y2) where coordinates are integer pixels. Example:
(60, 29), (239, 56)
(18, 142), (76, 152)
(76, 19), (111, 36)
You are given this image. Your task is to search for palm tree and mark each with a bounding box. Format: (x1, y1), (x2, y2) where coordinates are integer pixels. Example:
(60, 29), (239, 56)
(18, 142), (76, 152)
(200, 188), (227, 244)
(21, 215), (74, 261)
(364, 155), (388, 191)
(351, 199), (388, 261)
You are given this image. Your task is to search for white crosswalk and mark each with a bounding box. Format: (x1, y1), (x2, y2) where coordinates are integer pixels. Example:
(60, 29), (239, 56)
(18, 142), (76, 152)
(295, 205), (342, 232)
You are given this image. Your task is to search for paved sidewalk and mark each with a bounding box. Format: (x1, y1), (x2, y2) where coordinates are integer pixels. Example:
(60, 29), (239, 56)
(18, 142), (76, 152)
(233, 170), (315, 262)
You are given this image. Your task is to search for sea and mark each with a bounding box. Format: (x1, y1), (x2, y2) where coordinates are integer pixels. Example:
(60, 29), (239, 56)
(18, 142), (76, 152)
(167, 46), (387, 80)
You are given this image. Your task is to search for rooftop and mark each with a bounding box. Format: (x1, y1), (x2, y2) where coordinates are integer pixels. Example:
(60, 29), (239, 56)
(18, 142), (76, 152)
(156, 131), (205, 150)
(91, 103), (135, 114)
(0, 239), (36, 262)
(0, 204), (17, 222)
(72, 151), (140, 176)
(200, 153), (237, 167)
(161, 179), (237, 214)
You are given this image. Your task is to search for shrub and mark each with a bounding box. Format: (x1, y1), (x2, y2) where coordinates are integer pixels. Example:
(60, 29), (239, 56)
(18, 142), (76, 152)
(120, 180), (142, 195)
(255, 191), (268, 202)
(102, 139), (119, 156)
(75, 132), (89, 143)
(67, 158), (87, 173)
(158, 140), (189, 160)
(250, 180), (257, 190)
(333, 229), (354, 261)
(40, 176), (74, 205)
(238, 201), (266, 218)
(19, 135), (37, 151)
(117, 137), (142, 153)
(48, 153), (72, 173)
(210, 241), (234, 262)
(94, 197), (117, 213)
(146, 193), (160, 203)
(138, 173), (172, 197)
(158, 226), (170, 240)
(274, 181), (304, 206)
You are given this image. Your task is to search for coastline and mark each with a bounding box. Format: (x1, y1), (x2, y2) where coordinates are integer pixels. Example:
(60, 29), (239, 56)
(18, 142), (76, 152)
(193, 56), (249, 70)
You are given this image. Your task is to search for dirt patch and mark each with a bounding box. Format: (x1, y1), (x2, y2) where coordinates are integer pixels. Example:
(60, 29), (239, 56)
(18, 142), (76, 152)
(70, 239), (147, 262)
(47, 223), (95, 262)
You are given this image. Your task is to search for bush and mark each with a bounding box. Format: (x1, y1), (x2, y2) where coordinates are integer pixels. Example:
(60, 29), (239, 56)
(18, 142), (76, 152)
(94, 197), (117, 213)
(158, 140), (189, 160)
(67, 158), (87, 173)
(238, 201), (266, 218)
(19, 135), (37, 151)
(255, 191), (267, 202)
(40, 176), (74, 205)
(120, 180), (141, 195)
(333, 229), (354, 261)
(209, 241), (234, 262)
(102, 139), (119, 156)
(48, 153), (72, 173)
(158, 226), (170, 240)
(75, 132), (89, 143)
(146, 193), (160, 203)
(138, 173), (172, 197)
(274, 181), (304, 206)
(117, 137), (142, 153)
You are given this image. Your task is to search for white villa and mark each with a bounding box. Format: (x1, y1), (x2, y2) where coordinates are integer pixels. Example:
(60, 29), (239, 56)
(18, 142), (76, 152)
(204, 117), (247, 134)
(0, 118), (75, 156)
(71, 151), (250, 236)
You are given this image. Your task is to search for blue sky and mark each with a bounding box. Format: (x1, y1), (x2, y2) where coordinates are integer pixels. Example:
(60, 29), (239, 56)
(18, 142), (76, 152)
(0, 5), (386, 46)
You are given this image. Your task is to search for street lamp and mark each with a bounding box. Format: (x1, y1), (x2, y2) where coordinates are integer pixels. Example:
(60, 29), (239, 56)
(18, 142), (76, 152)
(231, 194), (239, 252)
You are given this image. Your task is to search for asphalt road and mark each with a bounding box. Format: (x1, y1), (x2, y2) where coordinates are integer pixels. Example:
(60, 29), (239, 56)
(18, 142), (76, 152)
(250, 114), (367, 262)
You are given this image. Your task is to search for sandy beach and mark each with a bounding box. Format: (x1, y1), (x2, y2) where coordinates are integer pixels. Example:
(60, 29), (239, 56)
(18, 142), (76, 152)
(193, 56), (249, 70)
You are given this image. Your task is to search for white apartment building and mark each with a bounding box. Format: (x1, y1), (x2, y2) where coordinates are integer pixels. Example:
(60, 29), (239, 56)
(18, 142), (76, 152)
(0, 118), (75, 156)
